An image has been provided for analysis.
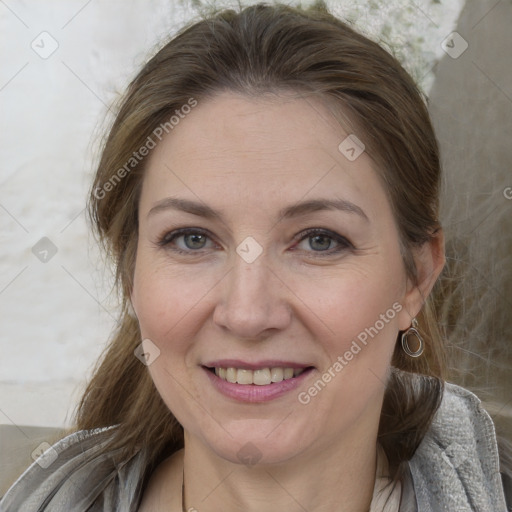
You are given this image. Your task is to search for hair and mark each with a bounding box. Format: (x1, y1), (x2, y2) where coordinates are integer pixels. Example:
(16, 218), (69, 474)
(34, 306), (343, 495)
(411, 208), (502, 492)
(74, 1), (446, 484)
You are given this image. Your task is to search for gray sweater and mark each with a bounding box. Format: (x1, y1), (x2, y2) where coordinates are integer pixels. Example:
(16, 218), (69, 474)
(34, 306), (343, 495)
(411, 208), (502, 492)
(0, 382), (509, 511)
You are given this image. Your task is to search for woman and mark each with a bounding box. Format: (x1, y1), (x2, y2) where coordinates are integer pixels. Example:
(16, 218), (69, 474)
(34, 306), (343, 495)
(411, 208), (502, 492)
(1, 2), (509, 511)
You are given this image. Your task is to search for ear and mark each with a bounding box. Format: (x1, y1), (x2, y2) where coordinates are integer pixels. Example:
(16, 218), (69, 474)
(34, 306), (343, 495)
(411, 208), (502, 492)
(398, 229), (445, 331)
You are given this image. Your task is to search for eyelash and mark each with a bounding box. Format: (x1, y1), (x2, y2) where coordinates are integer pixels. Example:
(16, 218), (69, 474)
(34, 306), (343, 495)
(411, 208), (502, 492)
(292, 228), (353, 255)
(156, 227), (353, 257)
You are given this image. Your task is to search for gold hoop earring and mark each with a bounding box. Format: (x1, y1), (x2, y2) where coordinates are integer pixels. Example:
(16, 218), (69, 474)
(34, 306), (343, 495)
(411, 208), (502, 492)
(401, 318), (424, 357)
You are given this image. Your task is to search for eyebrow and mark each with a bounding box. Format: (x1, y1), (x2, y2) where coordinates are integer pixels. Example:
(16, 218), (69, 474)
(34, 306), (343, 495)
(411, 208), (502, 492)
(279, 198), (369, 222)
(147, 197), (369, 223)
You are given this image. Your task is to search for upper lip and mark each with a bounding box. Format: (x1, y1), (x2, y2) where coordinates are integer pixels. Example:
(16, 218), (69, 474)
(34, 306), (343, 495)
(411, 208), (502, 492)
(203, 359), (314, 370)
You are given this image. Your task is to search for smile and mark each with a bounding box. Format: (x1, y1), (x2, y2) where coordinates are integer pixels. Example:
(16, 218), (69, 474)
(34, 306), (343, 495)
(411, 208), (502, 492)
(203, 364), (315, 402)
(213, 367), (306, 385)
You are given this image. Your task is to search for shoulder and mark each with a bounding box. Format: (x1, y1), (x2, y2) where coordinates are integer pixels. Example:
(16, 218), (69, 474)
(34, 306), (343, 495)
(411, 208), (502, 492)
(408, 381), (508, 511)
(0, 426), (146, 512)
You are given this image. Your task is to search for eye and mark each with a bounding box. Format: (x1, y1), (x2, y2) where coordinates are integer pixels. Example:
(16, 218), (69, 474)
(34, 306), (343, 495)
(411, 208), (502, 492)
(157, 228), (217, 253)
(293, 228), (352, 255)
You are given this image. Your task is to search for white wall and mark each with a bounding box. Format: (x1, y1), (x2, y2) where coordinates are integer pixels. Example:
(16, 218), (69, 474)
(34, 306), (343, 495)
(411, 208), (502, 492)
(0, 0), (465, 429)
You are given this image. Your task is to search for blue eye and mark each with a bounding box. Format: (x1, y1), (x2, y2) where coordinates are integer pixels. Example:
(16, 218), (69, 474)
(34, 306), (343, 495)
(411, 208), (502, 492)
(294, 228), (352, 255)
(157, 227), (352, 257)
(157, 228), (215, 253)
(181, 232), (208, 249)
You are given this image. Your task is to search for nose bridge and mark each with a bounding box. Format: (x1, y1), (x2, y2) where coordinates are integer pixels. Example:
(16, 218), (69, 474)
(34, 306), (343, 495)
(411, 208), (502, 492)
(213, 254), (290, 337)
(231, 258), (269, 304)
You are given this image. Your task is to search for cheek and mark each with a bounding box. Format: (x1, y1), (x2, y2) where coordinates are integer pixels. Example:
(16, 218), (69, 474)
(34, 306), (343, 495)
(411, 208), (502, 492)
(293, 263), (404, 354)
(289, 259), (405, 416)
(292, 279), (402, 436)
(132, 249), (213, 344)
(131, 253), (212, 424)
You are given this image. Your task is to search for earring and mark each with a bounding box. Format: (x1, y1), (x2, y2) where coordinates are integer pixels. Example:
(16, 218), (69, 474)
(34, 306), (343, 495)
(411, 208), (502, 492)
(401, 318), (424, 357)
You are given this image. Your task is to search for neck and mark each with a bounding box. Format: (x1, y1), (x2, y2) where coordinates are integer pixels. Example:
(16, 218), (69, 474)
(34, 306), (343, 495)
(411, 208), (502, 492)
(182, 430), (378, 512)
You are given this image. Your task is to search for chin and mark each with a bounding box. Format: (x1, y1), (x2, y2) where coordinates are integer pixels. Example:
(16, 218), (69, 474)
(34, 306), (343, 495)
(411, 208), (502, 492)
(197, 419), (312, 467)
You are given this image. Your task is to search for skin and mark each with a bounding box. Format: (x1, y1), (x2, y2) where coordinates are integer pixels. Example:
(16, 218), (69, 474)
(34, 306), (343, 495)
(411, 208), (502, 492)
(132, 91), (445, 511)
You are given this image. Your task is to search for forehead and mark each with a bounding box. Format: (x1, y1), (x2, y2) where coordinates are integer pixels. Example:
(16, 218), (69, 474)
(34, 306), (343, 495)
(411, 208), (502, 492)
(139, 92), (390, 221)
(151, 92), (351, 169)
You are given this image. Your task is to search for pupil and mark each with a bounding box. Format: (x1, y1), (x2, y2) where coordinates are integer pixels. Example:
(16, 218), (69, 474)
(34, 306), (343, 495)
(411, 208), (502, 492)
(185, 234), (206, 249)
(310, 235), (331, 251)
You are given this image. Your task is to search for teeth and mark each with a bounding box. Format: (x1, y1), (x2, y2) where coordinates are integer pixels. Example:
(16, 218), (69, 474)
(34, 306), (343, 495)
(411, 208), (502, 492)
(253, 368), (271, 385)
(226, 367), (237, 383)
(284, 368), (294, 379)
(236, 369), (253, 385)
(270, 367), (284, 382)
(214, 366), (305, 385)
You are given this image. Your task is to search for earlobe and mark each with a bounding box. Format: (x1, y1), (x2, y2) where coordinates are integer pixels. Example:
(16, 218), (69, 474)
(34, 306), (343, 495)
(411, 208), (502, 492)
(399, 229), (445, 329)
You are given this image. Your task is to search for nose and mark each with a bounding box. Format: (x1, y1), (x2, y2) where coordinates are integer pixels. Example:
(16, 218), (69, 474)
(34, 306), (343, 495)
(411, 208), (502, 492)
(213, 257), (292, 340)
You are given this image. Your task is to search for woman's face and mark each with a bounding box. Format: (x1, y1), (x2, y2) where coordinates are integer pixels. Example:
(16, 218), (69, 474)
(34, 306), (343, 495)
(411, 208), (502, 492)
(131, 92), (422, 465)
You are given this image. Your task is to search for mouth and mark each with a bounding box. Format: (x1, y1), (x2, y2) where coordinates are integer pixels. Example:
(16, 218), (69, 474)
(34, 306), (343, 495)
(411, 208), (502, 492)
(202, 361), (315, 402)
(205, 366), (311, 385)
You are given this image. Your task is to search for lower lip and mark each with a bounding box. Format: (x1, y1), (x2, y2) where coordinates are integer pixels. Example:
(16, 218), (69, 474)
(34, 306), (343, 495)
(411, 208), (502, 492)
(203, 367), (314, 402)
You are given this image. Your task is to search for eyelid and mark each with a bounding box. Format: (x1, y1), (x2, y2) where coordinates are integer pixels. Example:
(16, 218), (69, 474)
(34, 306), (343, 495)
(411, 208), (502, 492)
(156, 227), (219, 251)
(156, 227), (353, 256)
(292, 228), (354, 254)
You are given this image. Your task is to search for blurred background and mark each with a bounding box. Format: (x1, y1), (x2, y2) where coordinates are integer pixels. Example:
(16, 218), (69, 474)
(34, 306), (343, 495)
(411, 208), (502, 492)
(0, 0), (510, 488)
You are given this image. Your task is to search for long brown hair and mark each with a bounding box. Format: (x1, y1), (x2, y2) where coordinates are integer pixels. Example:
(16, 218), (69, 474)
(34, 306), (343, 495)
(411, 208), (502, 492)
(75, 1), (445, 481)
